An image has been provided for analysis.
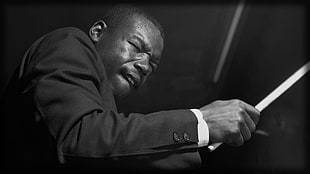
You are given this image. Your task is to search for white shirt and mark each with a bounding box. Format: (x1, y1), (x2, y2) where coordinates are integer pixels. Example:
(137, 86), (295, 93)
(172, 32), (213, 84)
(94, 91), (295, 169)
(190, 109), (209, 147)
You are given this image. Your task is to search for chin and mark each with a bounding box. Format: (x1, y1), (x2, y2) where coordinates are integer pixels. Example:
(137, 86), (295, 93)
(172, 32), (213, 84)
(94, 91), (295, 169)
(110, 76), (131, 98)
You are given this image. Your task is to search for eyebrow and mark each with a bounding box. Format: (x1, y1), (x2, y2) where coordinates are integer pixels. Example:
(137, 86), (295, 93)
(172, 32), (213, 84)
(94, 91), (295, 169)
(133, 35), (151, 52)
(132, 35), (161, 65)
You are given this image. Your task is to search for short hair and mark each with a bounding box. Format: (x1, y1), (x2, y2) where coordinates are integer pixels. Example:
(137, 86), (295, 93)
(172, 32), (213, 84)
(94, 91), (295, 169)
(102, 4), (165, 39)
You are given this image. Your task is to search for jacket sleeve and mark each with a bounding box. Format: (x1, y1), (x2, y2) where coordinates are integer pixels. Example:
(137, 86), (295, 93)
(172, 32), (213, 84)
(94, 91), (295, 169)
(20, 28), (201, 170)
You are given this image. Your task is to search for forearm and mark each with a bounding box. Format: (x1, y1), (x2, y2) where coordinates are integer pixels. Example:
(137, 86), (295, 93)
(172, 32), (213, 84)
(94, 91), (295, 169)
(60, 109), (199, 159)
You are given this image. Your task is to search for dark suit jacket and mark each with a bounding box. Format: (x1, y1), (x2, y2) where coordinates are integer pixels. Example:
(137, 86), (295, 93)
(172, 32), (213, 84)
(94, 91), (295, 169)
(2, 27), (201, 171)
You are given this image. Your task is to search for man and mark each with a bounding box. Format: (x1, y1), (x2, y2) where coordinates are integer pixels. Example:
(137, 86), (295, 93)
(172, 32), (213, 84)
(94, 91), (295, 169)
(2, 5), (260, 171)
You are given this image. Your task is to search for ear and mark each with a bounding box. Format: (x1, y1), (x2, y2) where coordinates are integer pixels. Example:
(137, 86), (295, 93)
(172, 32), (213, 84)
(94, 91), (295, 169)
(89, 20), (107, 42)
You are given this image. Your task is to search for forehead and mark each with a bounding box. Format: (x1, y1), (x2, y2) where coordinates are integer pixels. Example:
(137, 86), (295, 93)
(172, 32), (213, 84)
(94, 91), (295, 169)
(118, 15), (164, 55)
(122, 15), (160, 35)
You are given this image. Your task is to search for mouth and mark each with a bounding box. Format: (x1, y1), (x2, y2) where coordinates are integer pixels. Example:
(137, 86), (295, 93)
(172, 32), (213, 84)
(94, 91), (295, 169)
(120, 71), (140, 89)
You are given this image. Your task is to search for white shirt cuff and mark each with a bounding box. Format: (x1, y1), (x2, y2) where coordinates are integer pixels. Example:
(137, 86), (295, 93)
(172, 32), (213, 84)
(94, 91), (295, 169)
(190, 109), (209, 147)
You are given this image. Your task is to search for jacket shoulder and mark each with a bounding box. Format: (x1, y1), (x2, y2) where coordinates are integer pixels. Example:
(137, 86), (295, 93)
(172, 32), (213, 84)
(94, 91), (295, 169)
(21, 27), (100, 80)
(28, 27), (97, 61)
(44, 27), (92, 46)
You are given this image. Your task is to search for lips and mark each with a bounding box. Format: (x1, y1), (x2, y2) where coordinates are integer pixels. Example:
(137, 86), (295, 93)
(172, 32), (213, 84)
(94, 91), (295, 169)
(121, 71), (140, 88)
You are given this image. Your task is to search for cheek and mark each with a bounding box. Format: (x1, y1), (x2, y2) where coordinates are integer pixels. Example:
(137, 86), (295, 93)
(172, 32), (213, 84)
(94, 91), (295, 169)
(97, 40), (133, 74)
(118, 45), (127, 55)
(116, 45), (133, 62)
(104, 46), (128, 71)
(111, 48), (137, 72)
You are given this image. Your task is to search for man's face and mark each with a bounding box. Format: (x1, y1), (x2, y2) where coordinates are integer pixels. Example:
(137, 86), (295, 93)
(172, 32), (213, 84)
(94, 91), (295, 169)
(95, 15), (164, 97)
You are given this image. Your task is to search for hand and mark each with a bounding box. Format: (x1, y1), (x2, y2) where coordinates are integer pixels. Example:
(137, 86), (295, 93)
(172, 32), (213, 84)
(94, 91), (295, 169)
(199, 99), (260, 146)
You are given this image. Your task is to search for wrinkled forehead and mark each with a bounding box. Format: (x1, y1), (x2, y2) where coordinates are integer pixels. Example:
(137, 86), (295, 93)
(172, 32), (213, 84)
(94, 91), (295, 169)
(122, 15), (162, 39)
(123, 15), (164, 55)
(133, 15), (161, 35)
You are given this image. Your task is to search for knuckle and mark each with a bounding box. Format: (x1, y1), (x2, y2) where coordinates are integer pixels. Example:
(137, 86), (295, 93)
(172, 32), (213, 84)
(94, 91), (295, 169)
(232, 126), (241, 134)
(234, 113), (244, 123)
(231, 99), (238, 104)
(214, 100), (224, 104)
(238, 108), (246, 115)
(232, 99), (242, 105)
(213, 100), (220, 104)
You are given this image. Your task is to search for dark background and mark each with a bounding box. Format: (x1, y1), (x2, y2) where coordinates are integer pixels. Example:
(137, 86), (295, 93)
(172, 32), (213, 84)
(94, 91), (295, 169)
(2, 1), (309, 173)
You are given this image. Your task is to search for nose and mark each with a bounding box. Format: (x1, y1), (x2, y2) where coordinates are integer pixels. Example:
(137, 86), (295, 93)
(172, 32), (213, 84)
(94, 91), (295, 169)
(134, 57), (150, 76)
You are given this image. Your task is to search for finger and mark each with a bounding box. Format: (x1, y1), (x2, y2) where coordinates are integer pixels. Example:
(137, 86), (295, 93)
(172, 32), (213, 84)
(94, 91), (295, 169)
(238, 100), (260, 125)
(239, 118), (251, 141)
(229, 132), (244, 146)
(241, 109), (256, 132)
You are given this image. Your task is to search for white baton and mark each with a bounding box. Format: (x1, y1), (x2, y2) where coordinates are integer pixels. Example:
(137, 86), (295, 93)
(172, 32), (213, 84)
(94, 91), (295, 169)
(208, 61), (310, 152)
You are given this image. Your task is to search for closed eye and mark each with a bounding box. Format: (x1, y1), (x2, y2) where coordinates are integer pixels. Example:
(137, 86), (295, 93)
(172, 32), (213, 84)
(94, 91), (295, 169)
(128, 41), (141, 52)
(128, 40), (152, 56)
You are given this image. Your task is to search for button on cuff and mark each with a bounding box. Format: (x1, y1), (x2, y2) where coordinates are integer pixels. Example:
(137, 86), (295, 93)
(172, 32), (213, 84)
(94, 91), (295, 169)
(173, 132), (180, 142)
(183, 132), (190, 142)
